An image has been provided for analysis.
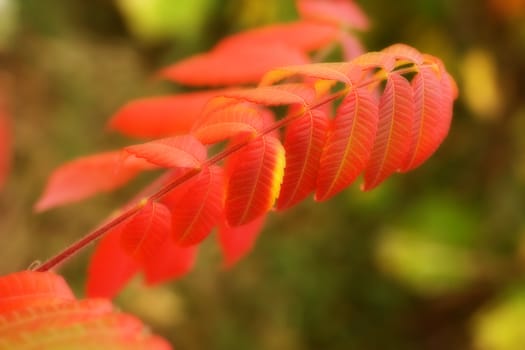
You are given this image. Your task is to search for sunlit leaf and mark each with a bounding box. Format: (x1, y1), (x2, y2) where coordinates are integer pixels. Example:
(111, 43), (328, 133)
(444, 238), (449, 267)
(225, 136), (285, 226)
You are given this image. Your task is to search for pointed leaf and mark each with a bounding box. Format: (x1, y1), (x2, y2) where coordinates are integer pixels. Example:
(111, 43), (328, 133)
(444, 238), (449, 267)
(142, 242), (197, 286)
(363, 73), (414, 190)
(192, 103), (263, 144)
(350, 51), (397, 72)
(261, 62), (354, 86)
(107, 90), (227, 138)
(277, 109), (329, 210)
(87, 226), (140, 298)
(35, 151), (154, 212)
(218, 215), (266, 268)
(221, 83), (316, 106)
(225, 136), (285, 226)
(120, 200), (171, 262)
(297, 0), (370, 29)
(316, 86), (379, 200)
(401, 65), (448, 171)
(159, 43), (309, 86)
(216, 21), (340, 53)
(0, 271), (74, 315)
(163, 165), (224, 246)
(123, 135), (207, 169)
(382, 43), (424, 65)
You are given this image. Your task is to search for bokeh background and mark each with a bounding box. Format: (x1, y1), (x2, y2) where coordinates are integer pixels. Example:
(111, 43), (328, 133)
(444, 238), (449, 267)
(1, 0), (525, 349)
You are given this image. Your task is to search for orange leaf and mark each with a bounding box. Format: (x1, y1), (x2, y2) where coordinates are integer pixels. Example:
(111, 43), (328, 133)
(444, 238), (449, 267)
(0, 271), (172, 350)
(221, 83), (316, 106)
(316, 86), (379, 201)
(363, 73), (414, 190)
(0, 271), (74, 314)
(192, 103), (263, 144)
(142, 243), (197, 286)
(107, 90), (227, 138)
(296, 0), (370, 29)
(35, 151), (154, 212)
(164, 165), (224, 246)
(277, 109), (329, 210)
(225, 136), (285, 226)
(218, 215), (266, 268)
(216, 21), (340, 53)
(0, 299), (113, 334)
(120, 200), (172, 262)
(123, 135), (207, 169)
(87, 225), (140, 299)
(382, 43), (424, 65)
(261, 62), (357, 86)
(159, 43), (309, 86)
(401, 65), (448, 171)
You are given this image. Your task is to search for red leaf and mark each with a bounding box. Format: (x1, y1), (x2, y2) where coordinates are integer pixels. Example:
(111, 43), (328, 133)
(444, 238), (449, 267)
(0, 271), (74, 315)
(0, 88), (11, 191)
(107, 90), (227, 138)
(123, 135), (207, 169)
(87, 225), (140, 298)
(159, 43), (309, 86)
(363, 73), (414, 190)
(192, 103), (264, 144)
(225, 136), (286, 226)
(165, 166), (224, 245)
(316, 86), (379, 201)
(218, 215), (266, 268)
(142, 243), (197, 286)
(35, 151), (154, 212)
(401, 65), (447, 171)
(120, 200), (172, 262)
(216, 21), (340, 53)
(277, 109), (329, 210)
(296, 0), (370, 29)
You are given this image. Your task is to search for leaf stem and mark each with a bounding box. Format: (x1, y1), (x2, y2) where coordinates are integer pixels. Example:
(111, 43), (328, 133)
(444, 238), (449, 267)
(34, 87), (350, 272)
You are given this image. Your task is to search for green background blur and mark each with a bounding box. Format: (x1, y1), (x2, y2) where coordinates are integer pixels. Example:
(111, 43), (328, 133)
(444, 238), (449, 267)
(1, 0), (525, 349)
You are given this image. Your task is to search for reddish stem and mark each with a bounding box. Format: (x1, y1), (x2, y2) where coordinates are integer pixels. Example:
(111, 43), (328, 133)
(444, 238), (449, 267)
(33, 86), (355, 272)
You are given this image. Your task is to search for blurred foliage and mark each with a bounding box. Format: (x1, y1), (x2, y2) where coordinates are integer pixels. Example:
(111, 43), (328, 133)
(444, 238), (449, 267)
(1, 0), (525, 349)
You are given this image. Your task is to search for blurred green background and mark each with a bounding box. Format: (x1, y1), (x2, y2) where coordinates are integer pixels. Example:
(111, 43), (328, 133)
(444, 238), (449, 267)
(1, 0), (525, 349)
